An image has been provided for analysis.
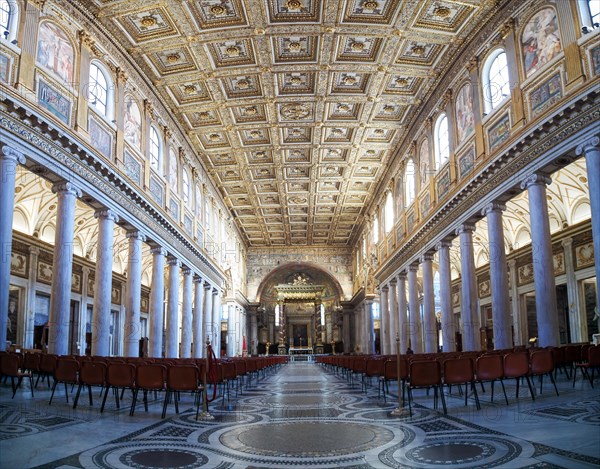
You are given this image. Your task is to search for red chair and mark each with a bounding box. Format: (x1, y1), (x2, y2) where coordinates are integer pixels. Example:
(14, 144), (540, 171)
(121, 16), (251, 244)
(130, 364), (167, 416)
(0, 354), (33, 398)
(407, 360), (446, 416)
(73, 361), (107, 409)
(35, 354), (58, 388)
(100, 363), (136, 413)
(444, 357), (480, 410)
(573, 345), (600, 388)
(476, 354), (508, 405)
(162, 365), (203, 419)
(530, 349), (558, 396)
(49, 358), (80, 404)
(504, 352), (535, 401)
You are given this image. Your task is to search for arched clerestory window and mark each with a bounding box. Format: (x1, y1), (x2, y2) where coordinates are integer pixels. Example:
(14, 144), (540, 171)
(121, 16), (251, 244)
(482, 49), (510, 114)
(405, 159), (416, 207)
(434, 114), (449, 169)
(1, 0), (20, 43)
(88, 62), (114, 119)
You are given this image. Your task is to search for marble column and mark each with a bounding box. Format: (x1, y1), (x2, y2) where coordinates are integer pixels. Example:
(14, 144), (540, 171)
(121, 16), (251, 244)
(521, 173), (559, 347)
(343, 310), (351, 353)
(380, 285), (389, 354)
(47, 183), (83, 355)
(90, 208), (118, 357)
(408, 264), (422, 353)
(422, 253), (437, 353)
(227, 302), (235, 357)
(364, 300), (375, 354)
(213, 289), (222, 356)
(562, 238), (583, 343)
(0, 146), (25, 351)
(203, 283), (214, 350)
(249, 311), (257, 355)
(576, 137), (600, 310)
(24, 246), (40, 350)
(396, 273), (408, 354)
(507, 259), (524, 346)
(483, 203), (512, 350)
(457, 224), (480, 351)
(180, 268), (193, 358)
(389, 279), (398, 354)
(149, 247), (166, 358)
(438, 241), (455, 352)
(193, 277), (205, 358)
(165, 258), (181, 358)
(124, 230), (146, 357)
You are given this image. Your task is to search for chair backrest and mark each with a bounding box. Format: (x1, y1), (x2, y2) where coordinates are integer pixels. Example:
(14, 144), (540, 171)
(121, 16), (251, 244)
(476, 354), (504, 381)
(503, 352), (529, 378)
(365, 358), (384, 377)
(39, 354), (58, 373)
(530, 349), (554, 374)
(54, 358), (80, 382)
(443, 357), (475, 385)
(167, 365), (199, 392)
(221, 361), (237, 380)
(136, 364), (167, 389)
(106, 363), (136, 387)
(0, 354), (20, 376)
(23, 353), (41, 371)
(588, 345), (600, 366)
(409, 360), (442, 387)
(80, 361), (107, 385)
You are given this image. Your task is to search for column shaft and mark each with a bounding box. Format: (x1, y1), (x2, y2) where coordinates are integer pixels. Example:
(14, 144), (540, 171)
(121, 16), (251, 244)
(227, 302), (235, 357)
(165, 258), (181, 358)
(484, 204), (512, 349)
(124, 231), (145, 357)
(193, 278), (205, 358)
(396, 274), (408, 354)
(0, 146), (25, 351)
(521, 174), (559, 347)
(422, 255), (437, 353)
(438, 242), (455, 352)
(457, 225), (480, 351)
(576, 138), (600, 315)
(408, 265), (422, 353)
(149, 247), (166, 358)
(203, 284), (214, 350)
(389, 281), (398, 354)
(212, 290), (222, 356)
(49, 183), (83, 355)
(180, 268), (193, 358)
(380, 286), (389, 354)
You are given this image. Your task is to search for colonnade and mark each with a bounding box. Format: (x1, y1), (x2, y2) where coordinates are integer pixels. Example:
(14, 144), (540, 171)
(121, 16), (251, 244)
(377, 137), (600, 355)
(0, 144), (225, 357)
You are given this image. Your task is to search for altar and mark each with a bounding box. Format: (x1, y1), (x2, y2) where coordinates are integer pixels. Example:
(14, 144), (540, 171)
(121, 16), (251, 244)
(288, 346), (314, 362)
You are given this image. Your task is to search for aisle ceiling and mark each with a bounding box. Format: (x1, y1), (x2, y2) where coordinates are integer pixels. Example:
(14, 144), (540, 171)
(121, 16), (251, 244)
(78, 0), (495, 246)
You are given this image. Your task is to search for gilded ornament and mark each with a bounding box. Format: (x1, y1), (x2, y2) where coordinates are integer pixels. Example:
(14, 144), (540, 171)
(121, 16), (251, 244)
(236, 79), (250, 89)
(140, 16), (157, 27)
(395, 77), (409, 87)
(433, 6), (451, 18)
(363, 0), (379, 10)
(210, 5), (227, 16)
(350, 41), (365, 52)
(286, 0), (303, 10)
(208, 133), (220, 141)
(183, 84), (197, 95)
(288, 42), (302, 52)
(166, 53), (180, 63)
(342, 75), (357, 85)
(225, 46), (240, 57)
(411, 45), (426, 56)
(289, 76), (303, 85)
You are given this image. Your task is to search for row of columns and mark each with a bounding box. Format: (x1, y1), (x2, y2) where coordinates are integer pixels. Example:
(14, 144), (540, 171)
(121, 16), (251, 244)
(377, 136), (599, 353)
(1, 144), (226, 356)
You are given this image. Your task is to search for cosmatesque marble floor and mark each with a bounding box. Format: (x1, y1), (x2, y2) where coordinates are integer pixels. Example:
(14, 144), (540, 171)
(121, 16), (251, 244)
(1, 361), (599, 469)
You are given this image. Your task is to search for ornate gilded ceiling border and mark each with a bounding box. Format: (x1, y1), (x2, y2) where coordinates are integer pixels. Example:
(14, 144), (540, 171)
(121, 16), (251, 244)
(0, 99), (226, 287)
(376, 89), (600, 282)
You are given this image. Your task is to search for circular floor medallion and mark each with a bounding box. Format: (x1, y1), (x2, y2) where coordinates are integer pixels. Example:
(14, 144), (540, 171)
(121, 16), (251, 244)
(407, 441), (495, 465)
(219, 421), (395, 457)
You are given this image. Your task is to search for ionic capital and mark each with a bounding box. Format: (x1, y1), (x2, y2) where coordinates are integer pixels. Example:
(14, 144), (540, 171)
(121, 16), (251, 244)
(520, 172), (552, 191)
(482, 201), (506, 217)
(1, 145), (26, 164)
(167, 257), (181, 268)
(182, 267), (193, 276)
(94, 209), (119, 223)
(456, 223), (476, 236)
(126, 230), (146, 242)
(52, 181), (82, 198)
(421, 252), (435, 263)
(575, 136), (600, 156)
(151, 246), (167, 256)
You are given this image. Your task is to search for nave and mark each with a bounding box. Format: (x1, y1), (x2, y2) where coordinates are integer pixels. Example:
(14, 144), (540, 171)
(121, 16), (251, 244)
(0, 361), (599, 469)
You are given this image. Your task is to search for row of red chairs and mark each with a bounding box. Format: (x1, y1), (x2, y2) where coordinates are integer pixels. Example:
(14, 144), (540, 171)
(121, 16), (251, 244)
(319, 345), (600, 415)
(0, 352), (287, 417)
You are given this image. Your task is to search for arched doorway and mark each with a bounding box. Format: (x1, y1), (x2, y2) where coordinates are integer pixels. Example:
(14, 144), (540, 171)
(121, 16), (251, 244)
(255, 263), (344, 355)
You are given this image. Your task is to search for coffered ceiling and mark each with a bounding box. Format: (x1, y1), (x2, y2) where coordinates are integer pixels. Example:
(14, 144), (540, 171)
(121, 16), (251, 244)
(78, 0), (495, 247)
